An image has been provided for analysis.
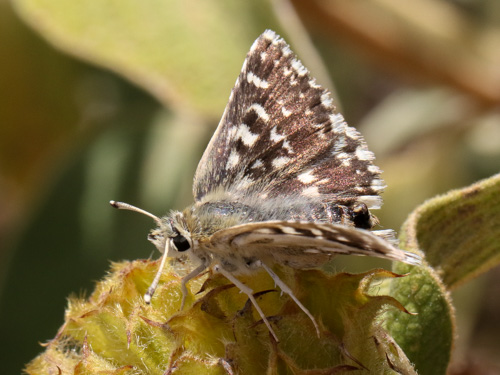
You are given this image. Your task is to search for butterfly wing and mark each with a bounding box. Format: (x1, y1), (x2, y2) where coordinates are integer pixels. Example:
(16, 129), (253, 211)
(193, 30), (383, 211)
(208, 221), (421, 268)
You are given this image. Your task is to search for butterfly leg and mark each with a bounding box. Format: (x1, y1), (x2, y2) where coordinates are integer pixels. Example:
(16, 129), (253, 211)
(258, 261), (321, 338)
(213, 264), (280, 342)
(180, 263), (207, 310)
(144, 252), (170, 304)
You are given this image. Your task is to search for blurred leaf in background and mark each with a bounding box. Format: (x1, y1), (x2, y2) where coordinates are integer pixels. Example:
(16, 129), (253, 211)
(1, 0), (499, 373)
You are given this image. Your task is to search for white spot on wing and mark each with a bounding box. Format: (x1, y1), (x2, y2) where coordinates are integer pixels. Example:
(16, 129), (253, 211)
(272, 156), (290, 168)
(355, 146), (374, 161)
(247, 72), (269, 89)
(279, 226), (301, 235)
(236, 124), (259, 147)
(282, 107), (292, 117)
(336, 152), (351, 161)
(297, 170), (317, 184)
(321, 92), (333, 108)
(283, 67), (293, 77)
(345, 127), (360, 140)
(291, 59), (308, 76)
(283, 140), (293, 153)
(309, 79), (321, 89)
(341, 159), (351, 167)
(334, 147), (353, 167)
(358, 195), (383, 209)
(302, 186), (320, 197)
(282, 45), (292, 57)
(310, 229), (323, 237)
(262, 29), (276, 41)
(255, 228), (275, 234)
(331, 115), (346, 134)
(332, 134), (347, 153)
(228, 125), (238, 139)
(251, 159), (264, 169)
(227, 150), (240, 169)
(270, 127), (285, 143)
(371, 178), (386, 192)
(319, 224), (336, 232)
(247, 103), (270, 122)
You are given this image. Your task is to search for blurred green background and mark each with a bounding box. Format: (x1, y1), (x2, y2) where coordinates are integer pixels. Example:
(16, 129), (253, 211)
(1, 0), (499, 373)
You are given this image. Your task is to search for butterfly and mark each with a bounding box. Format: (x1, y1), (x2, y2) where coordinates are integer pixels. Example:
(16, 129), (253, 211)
(111, 29), (421, 342)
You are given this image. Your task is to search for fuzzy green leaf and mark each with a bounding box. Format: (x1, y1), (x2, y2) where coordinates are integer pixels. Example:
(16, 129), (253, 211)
(402, 172), (500, 289)
(385, 262), (454, 375)
(385, 173), (500, 374)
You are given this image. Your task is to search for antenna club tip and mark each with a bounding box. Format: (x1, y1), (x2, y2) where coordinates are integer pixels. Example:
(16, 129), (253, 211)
(144, 294), (152, 304)
(109, 200), (162, 225)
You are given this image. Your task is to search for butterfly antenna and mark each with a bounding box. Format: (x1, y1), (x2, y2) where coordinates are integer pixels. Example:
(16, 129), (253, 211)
(109, 200), (162, 226)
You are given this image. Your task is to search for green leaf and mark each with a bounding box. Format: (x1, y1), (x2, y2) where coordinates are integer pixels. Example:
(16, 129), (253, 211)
(385, 262), (454, 375)
(12, 0), (277, 117)
(386, 172), (500, 374)
(402, 172), (500, 289)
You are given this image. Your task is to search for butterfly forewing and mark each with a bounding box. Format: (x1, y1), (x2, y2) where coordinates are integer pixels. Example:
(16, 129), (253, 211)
(193, 30), (384, 211)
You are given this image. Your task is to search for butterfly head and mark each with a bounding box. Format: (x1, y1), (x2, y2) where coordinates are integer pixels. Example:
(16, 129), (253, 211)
(147, 212), (195, 258)
(110, 201), (198, 259)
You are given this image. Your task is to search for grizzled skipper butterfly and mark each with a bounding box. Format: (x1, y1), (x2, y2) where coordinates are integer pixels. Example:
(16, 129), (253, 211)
(111, 30), (420, 342)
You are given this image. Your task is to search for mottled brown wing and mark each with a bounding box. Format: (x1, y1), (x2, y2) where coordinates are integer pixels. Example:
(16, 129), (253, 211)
(193, 30), (384, 211)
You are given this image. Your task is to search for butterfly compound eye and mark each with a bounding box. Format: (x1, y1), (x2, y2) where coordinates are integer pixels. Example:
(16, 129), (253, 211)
(172, 234), (191, 252)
